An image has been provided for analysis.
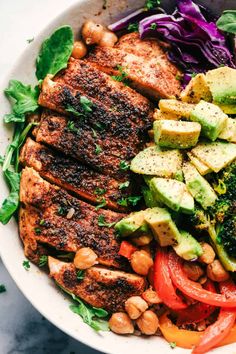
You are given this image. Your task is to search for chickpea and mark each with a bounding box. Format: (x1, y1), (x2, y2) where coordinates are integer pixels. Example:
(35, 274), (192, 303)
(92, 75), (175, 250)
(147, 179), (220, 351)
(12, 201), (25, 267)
(125, 296), (148, 320)
(132, 234), (153, 246)
(73, 247), (98, 269)
(199, 243), (215, 264)
(136, 310), (159, 335)
(71, 40), (87, 59)
(82, 20), (105, 45)
(130, 250), (153, 276)
(142, 287), (162, 305)
(207, 260), (230, 282)
(98, 30), (118, 47)
(109, 312), (134, 334)
(183, 262), (204, 281)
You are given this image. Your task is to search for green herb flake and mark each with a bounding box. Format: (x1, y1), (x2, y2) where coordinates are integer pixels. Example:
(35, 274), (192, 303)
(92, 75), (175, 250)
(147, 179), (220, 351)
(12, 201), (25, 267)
(128, 23), (139, 32)
(80, 96), (93, 113)
(118, 196), (142, 207)
(170, 342), (176, 349)
(95, 198), (107, 210)
(95, 144), (102, 155)
(23, 260), (30, 271)
(119, 160), (130, 171)
(150, 23), (157, 30)
(27, 38), (34, 44)
(175, 74), (182, 81)
(57, 206), (67, 216)
(36, 25), (74, 80)
(145, 0), (161, 10)
(67, 121), (80, 134)
(34, 227), (42, 235)
(191, 72), (197, 78)
(97, 215), (116, 228)
(0, 284), (6, 293)
(38, 255), (48, 267)
(93, 122), (105, 131)
(119, 181), (130, 190)
(95, 188), (106, 195)
(111, 65), (130, 85)
(77, 270), (85, 281)
(39, 219), (46, 226)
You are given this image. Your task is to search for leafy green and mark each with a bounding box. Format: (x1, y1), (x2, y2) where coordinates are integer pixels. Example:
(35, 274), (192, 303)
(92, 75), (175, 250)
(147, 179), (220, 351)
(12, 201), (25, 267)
(95, 198), (107, 210)
(150, 23), (157, 30)
(119, 160), (130, 171)
(80, 96), (93, 113)
(0, 284), (6, 293)
(127, 23), (139, 32)
(66, 120), (80, 134)
(95, 144), (102, 155)
(97, 215), (116, 228)
(76, 270), (85, 280)
(94, 188), (106, 195)
(145, 0), (161, 10)
(117, 195), (142, 207)
(4, 80), (39, 121)
(0, 170), (20, 225)
(38, 255), (48, 267)
(217, 10), (236, 34)
(119, 181), (130, 190)
(111, 65), (130, 85)
(23, 260), (30, 270)
(36, 25), (74, 80)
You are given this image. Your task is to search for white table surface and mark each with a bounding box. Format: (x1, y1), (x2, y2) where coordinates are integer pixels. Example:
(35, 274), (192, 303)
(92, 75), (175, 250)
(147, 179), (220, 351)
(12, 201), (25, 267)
(0, 1), (103, 353)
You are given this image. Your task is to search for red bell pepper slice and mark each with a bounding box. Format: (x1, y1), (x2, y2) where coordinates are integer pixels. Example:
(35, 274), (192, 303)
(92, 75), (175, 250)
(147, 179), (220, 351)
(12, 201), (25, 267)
(168, 251), (236, 308)
(176, 280), (216, 326)
(153, 248), (187, 310)
(118, 241), (137, 259)
(192, 279), (236, 354)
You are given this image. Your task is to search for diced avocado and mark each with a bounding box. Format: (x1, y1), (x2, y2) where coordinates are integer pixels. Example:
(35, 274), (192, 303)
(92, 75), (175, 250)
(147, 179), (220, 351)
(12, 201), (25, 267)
(183, 162), (217, 210)
(153, 120), (201, 149)
(191, 141), (236, 173)
(190, 101), (227, 141)
(180, 73), (212, 104)
(144, 207), (181, 246)
(115, 210), (146, 237)
(179, 186), (195, 215)
(142, 186), (162, 208)
(215, 103), (236, 115)
(159, 99), (195, 118)
(206, 67), (236, 105)
(173, 230), (203, 261)
(130, 146), (183, 177)
(174, 169), (184, 182)
(150, 177), (185, 212)
(219, 118), (236, 143)
(187, 152), (212, 175)
(153, 109), (180, 121)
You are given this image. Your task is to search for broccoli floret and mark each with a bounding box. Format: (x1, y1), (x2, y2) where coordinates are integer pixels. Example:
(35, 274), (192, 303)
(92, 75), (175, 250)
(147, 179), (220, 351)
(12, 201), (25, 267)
(189, 207), (210, 231)
(217, 217), (236, 257)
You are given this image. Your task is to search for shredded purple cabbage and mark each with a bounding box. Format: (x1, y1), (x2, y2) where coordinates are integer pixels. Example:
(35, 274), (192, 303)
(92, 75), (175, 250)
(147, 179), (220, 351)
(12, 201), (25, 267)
(139, 0), (235, 74)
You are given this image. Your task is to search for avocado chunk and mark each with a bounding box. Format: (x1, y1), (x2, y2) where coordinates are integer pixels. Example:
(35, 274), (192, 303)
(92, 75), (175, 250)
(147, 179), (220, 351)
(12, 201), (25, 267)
(179, 186), (195, 215)
(159, 99), (195, 118)
(214, 103), (236, 115)
(219, 118), (236, 143)
(142, 186), (162, 208)
(130, 146), (183, 177)
(115, 210), (146, 237)
(190, 101), (227, 141)
(153, 109), (180, 121)
(180, 73), (212, 104)
(154, 120), (201, 149)
(187, 152), (212, 175)
(173, 230), (203, 261)
(191, 141), (236, 173)
(183, 162), (217, 209)
(150, 177), (185, 212)
(144, 207), (181, 246)
(206, 67), (236, 105)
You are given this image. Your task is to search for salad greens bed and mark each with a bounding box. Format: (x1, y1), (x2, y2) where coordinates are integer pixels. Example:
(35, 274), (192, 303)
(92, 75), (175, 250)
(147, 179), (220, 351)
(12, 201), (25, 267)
(0, 0), (236, 333)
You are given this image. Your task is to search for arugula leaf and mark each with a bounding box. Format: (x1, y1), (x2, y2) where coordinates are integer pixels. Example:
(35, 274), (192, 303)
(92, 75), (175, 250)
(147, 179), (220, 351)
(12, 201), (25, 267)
(145, 0), (161, 10)
(4, 113), (25, 123)
(0, 284), (6, 293)
(97, 215), (116, 228)
(38, 255), (48, 267)
(217, 10), (236, 34)
(36, 26), (74, 80)
(4, 80), (39, 119)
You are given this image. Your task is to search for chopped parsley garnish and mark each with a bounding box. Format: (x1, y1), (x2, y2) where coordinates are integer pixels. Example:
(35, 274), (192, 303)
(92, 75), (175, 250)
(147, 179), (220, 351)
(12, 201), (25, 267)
(39, 219), (46, 226)
(38, 255), (48, 267)
(0, 284), (6, 293)
(191, 72), (197, 78)
(27, 38), (34, 44)
(145, 0), (161, 10)
(66, 105), (82, 117)
(170, 342), (176, 349)
(92, 128), (97, 138)
(57, 206), (67, 216)
(95, 144), (102, 155)
(23, 260), (30, 270)
(128, 23), (139, 32)
(67, 120), (80, 134)
(95, 198), (107, 210)
(175, 74), (182, 81)
(93, 122), (106, 131)
(119, 181), (130, 190)
(119, 160), (130, 171)
(111, 65), (130, 85)
(77, 270), (85, 280)
(34, 227), (42, 235)
(97, 215), (116, 228)
(66, 96), (93, 118)
(117, 196), (142, 207)
(95, 188), (106, 195)
(150, 23), (157, 30)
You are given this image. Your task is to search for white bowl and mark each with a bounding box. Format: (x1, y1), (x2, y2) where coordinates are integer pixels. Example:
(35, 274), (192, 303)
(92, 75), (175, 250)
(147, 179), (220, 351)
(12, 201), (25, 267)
(0, 1), (235, 353)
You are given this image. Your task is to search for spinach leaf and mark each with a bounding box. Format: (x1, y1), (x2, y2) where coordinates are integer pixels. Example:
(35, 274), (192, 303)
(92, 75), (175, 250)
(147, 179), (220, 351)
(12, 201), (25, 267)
(36, 26), (74, 80)
(217, 10), (236, 34)
(4, 80), (39, 120)
(0, 190), (19, 225)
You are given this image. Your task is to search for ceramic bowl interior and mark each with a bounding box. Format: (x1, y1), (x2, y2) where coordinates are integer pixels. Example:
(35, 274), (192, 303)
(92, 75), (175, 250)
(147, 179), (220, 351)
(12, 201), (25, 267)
(0, 1), (235, 353)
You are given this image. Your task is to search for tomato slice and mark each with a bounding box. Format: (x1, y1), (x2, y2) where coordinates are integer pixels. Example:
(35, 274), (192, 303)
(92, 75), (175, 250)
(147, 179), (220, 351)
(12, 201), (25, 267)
(154, 248), (187, 310)
(168, 251), (236, 308)
(118, 241), (137, 259)
(192, 279), (236, 354)
(176, 280), (216, 325)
